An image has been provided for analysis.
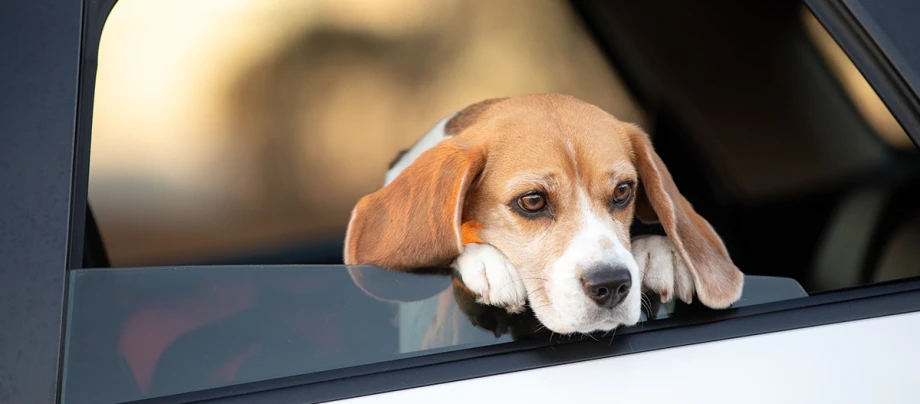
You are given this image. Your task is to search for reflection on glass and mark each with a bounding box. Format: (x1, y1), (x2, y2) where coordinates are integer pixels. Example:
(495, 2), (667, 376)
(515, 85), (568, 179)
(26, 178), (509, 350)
(61, 265), (804, 403)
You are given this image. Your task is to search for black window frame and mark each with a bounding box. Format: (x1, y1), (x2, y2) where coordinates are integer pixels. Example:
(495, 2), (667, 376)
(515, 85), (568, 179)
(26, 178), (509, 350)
(0, 0), (88, 403)
(804, 0), (920, 145)
(2, 0), (920, 403)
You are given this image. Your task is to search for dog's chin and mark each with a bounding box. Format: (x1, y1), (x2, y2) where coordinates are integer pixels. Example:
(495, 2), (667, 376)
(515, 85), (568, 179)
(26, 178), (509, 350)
(529, 295), (643, 335)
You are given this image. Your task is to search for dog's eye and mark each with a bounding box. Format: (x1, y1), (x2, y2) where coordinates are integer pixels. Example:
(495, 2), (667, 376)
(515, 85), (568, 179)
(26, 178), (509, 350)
(518, 193), (547, 212)
(612, 183), (633, 206)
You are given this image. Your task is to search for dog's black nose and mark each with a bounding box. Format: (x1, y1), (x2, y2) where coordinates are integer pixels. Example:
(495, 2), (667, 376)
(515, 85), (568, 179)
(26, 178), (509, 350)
(582, 267), (632, 308)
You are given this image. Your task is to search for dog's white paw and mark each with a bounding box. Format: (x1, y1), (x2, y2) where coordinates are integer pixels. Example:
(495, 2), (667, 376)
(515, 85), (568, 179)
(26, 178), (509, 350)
(633, 235), (695, 304)
(452, 243), (527, 313)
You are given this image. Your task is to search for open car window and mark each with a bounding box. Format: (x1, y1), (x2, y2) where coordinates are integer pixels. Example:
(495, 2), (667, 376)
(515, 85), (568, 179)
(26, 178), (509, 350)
(60, 0), (920, 403)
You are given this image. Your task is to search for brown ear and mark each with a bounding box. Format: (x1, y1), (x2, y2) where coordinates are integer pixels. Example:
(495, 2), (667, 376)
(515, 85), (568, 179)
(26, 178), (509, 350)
(629, 125), (743, 308)
(344, 139), (486, 270)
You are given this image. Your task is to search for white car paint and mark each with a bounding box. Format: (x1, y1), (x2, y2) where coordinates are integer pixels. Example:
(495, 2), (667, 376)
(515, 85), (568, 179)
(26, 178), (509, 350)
(336, 310), (920, 404)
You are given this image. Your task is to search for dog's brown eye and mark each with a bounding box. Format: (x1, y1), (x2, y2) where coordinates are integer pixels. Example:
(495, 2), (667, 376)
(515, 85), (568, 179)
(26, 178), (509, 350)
(518, 193), (546, 212)
(612, 183), (632, 205)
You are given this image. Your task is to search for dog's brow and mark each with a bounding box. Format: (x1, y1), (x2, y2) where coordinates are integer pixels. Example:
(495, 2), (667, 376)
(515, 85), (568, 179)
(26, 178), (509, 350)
(508, 172), (558, 193)
(607, 162), (637, 182)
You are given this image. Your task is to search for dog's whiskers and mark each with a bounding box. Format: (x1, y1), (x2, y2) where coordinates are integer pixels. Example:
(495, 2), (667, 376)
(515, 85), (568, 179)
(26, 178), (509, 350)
(640, 294), (652, 315)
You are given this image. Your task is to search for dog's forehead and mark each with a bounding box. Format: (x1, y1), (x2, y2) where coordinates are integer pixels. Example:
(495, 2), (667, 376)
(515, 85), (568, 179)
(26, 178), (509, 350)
(468, 97), (635, 177)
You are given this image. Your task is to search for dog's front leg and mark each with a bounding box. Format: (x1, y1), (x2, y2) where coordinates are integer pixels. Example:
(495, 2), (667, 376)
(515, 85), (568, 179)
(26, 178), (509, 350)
(452, 243), (527, 314)
(632, 235), (695, 304)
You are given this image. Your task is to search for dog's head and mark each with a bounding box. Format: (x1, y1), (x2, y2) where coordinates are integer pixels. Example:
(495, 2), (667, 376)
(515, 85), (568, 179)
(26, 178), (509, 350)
(344, 93), (743, 333)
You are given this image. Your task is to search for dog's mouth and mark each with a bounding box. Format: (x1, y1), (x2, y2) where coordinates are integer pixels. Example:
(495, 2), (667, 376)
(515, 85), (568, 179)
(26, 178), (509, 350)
(525, 294), (643, 334)
(583, 306), (643, 332)
(453, 280), (650, 337)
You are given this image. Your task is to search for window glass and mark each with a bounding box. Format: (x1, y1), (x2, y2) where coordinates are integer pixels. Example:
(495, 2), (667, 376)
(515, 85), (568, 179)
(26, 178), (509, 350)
(60, 266), (803, 403)
(88, 0), (646, 267)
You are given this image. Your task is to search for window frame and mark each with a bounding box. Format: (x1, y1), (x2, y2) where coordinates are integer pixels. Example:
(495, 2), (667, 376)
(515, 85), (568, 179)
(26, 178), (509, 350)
(802, 0), (920, 146)
(2, 0), (920, 403)
(0, 0), (89, 403)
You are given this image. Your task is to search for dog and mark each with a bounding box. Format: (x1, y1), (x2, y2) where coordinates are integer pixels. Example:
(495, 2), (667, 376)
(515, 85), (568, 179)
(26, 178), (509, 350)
(344, 93), (743, 334)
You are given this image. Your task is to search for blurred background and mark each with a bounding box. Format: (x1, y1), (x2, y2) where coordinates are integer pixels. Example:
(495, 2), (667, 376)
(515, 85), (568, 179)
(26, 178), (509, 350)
(89, 0), (911, 267)
(89, 0), (648, 266)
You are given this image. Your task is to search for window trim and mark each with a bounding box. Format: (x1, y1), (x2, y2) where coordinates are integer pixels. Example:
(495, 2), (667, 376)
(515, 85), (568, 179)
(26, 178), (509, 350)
(0, 0), (86, 403)
(803, 0), (920, 148)
(69, 0), (118, 270)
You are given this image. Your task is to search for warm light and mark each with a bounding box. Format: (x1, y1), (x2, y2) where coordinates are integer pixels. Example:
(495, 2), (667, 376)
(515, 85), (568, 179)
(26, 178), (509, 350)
(89, 0), (644, 265)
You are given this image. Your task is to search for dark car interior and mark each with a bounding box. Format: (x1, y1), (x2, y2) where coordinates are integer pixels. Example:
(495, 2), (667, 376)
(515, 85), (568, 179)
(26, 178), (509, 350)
(68, 0), (920, 402)
(575, 0), (920, 293)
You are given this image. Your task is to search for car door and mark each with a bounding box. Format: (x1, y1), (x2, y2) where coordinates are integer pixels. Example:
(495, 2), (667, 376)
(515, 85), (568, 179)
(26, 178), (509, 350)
(2, 0), (920, 403)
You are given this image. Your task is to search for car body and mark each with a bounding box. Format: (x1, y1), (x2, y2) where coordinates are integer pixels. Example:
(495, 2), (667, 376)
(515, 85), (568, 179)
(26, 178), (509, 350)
(2, 0), (920, 403)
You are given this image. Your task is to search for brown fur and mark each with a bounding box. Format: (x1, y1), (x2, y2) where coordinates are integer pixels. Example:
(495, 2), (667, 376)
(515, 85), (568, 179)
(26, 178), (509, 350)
(344, 93), (743, 309)
(444, 98), (509, 137)
(344, 140), (486, 270)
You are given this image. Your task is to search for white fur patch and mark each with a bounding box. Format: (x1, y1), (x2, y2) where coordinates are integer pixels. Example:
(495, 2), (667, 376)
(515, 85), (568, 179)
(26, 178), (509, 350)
(384, 111), (458, 186)
(536, 191), (643, 333)
(452, 243), (527, 313)
(633, 235), (695, 304)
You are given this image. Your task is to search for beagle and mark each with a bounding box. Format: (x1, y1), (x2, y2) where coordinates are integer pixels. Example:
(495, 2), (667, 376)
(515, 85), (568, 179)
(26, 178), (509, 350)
(344, 93), (743, 334)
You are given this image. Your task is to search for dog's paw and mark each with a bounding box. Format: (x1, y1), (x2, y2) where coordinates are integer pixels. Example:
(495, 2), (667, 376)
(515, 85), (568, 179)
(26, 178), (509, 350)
(451, 243), (527, 314)
(633, 235), (695, 304)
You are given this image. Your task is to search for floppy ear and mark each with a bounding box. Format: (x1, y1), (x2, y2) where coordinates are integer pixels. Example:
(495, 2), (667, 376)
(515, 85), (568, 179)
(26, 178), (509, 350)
(344, 139), (486, 270)
(629, 125), (743, 308)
